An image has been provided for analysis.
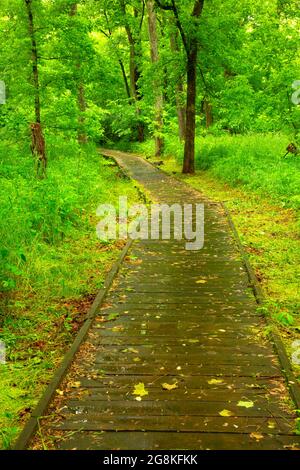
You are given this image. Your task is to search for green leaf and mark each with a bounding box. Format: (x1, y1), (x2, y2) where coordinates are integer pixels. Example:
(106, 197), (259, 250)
(107, 312), (120, 321)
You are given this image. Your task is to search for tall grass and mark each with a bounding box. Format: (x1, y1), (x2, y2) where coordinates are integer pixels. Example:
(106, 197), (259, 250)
(172, 133), (300, 210)
(0, 137), (139, 448)
(0, 138), (137, 300)
(131, 132), (300, 210)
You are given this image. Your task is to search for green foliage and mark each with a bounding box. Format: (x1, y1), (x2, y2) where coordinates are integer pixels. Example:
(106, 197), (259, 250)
(149, 133), (300, 210)
(0, 139), (136, 297)
(0, 140), (139, 449)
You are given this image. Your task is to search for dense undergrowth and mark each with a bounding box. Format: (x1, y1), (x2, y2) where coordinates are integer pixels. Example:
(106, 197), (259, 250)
(0, 139), (139, 449)
(126, 132), (300, 210)
(127, 132), (300, 344)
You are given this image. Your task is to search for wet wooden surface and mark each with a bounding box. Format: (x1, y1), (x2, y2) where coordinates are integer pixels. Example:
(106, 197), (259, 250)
(31, 150), (299, 450)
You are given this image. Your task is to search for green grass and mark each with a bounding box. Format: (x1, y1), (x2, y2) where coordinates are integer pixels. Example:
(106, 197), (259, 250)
(131, 132), (300, 210)
(0, 139), (139, 449)
(130, 132), (300, 350)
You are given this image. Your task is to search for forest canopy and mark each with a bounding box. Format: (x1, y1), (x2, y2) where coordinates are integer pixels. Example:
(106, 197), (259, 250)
(0, 0), (299, 172)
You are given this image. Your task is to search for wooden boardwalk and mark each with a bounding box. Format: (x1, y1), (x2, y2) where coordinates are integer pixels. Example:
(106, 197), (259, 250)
(28, 150), (299, 450)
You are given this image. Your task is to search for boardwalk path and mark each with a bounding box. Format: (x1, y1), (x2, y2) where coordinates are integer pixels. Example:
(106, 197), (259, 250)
(31, 150), (299, 450)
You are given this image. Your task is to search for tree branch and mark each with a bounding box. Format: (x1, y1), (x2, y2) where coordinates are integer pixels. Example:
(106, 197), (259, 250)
(139, 0), (145, 32)
(98, 28), (110, 39)
(171, 0), (189, 54)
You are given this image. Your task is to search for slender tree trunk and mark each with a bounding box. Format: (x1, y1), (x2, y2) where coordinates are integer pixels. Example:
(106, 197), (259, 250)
(118, 58), (131, 100)
(102, 9), (131, 101)
(181, 0), (205, 174)
(203, 98), (213, 128)
(147, 0), (164, 156)
(170, 31), (186, 141)
(176, 85), (186, 140)
(119, 0), (144, 142)
(25, 0), (47, 178)
(70, 2), (87, 144)
(77, 80), (87, 144)
(182, 44), (197, 174)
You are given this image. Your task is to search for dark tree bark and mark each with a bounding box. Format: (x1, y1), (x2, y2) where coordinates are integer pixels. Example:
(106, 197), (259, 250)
(183, 45), (197, 173)
(30, 123), (46, 178)
(24, 0), (47, 178)
(147, 0), (164, 156)
(118, 58), (131, 100)
(77, 80), (87, 144)
(170, 30), (186, 141)
(155, 0), (205, 174)
(202, 98), (213, 128)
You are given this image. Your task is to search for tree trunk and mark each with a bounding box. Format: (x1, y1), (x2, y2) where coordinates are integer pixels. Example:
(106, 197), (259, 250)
(25, 0), (47, 178)
(102, 9), (131, 101)
(77, 80), (87, 144)
(203, 98), (213, 128)
(176, 88), (186, 140)
(118, 58), (131, 100)
(182, 45), (197, 174)
(147, 0), (164, 157)
(70, 2), (87, 144)
(169, 31), (186, 141)
(119, 0), (144, 142)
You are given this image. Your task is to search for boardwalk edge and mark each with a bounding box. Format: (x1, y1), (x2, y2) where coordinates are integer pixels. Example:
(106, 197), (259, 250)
(222, 202), (300, 411)
(13, 238), (133, 450)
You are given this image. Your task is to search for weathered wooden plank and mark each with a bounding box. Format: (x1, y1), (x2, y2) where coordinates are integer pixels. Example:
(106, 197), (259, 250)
(92, 320), (260, 333)
(55, 415), (295, 434)
(94, 351), (276, 366)
(63, 399), (292, 418)
(77, 375), (285, 390)
(85, 363), (281, 376)
(57, 430), (300, 450)
(67, 388), (277, 402)
(92, 343), (274, 356)
(98, 305), (259, 316)
(94, 335), (270, 347)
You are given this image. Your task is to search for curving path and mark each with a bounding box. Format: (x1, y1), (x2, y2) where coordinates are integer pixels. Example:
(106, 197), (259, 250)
(26, 149), (299, 450)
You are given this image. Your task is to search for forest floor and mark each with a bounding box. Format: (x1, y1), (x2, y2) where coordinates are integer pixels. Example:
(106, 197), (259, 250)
(23, 149), (300, 450)
(0, 144), (140, 449)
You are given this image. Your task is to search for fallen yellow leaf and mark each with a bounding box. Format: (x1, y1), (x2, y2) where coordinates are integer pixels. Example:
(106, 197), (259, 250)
(219, 409), (234, 417)
(237, 400), (254, 408)
(250, 432), (264, 441)
(161, 382), (178, 391)
(208, 379), (224, 385)
(132, 382), (148, 397)
(69, 381), (81, 388)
